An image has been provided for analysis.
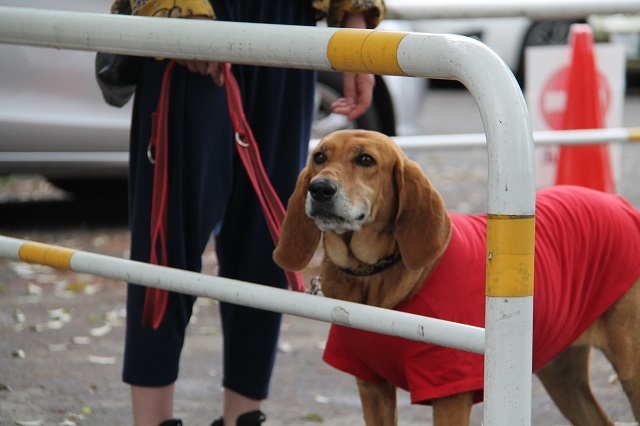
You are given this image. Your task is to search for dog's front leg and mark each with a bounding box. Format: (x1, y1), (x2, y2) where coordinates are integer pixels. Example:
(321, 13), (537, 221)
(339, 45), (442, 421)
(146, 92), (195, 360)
(357, 378), (397, 425)
(432, 392), (474, 426)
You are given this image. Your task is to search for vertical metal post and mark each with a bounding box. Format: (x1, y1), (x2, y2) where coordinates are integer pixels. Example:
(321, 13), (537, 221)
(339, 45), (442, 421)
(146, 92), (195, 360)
(397, 34), (536, 424)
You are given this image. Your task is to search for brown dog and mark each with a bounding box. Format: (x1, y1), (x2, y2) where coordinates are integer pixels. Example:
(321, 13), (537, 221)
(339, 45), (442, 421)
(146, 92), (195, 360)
(274, 130), (640, 425)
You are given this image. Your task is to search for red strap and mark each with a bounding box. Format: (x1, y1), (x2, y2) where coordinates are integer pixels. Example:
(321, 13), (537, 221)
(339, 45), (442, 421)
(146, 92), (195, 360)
(221, 64), (305, 293)
(142, 61), (305, 329)
(141, 60), (176, 329)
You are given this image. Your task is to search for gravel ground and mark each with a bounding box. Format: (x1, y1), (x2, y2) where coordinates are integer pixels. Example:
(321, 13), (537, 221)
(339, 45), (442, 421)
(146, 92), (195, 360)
(1, 89), (639, 425)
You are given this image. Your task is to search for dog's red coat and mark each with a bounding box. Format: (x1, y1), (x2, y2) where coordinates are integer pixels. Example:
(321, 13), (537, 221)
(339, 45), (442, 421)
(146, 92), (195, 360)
(323, 186), (640, 404)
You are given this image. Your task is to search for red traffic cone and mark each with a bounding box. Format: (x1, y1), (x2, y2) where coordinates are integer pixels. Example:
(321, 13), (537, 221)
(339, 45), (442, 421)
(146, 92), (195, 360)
(555, 24), (615, 193)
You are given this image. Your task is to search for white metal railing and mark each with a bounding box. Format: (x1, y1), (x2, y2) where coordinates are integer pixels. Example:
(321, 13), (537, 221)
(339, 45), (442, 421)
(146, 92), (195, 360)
(359, 127), (640, 150)
(385, 0), (640, 20)
(0, 7), (535, 424)
(0, 236), (485, 354)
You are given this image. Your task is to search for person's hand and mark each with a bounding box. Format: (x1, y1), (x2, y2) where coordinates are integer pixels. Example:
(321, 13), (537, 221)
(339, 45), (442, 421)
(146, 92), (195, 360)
(175, 15), (224, 86)
(331, 73), (375, 121)
(331, 12), (375, 121)
(175, 58), (224, 86)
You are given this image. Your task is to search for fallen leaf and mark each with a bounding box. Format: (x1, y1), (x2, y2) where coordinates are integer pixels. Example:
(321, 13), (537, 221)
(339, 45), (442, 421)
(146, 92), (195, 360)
(83, 284), (100, 295)
(278, 342), (294, 354)
(301, 413), (324, 423)
(314, 395), (330, 404)
(30, 324), (48, 333)
(12, 349), (25, 359)
(27, 283), (42, 296)
(48, 343), (68, 352)
(12, 263), (38, 279)
(14, 419), (44, 426)
(63, 281), (88, 293)
(89, 323), (112, 337)
(88, 355), (117, 365)
(48, 308), (72, 323)
(199, 326), (219, 336)
(92, 235), (111, 247)
(46, 320), (65, 330)
(64, 412), (85, 421)
(13, 308), (25, 324)
(105, 308), (126, 326)
(72, 336), (91, 345)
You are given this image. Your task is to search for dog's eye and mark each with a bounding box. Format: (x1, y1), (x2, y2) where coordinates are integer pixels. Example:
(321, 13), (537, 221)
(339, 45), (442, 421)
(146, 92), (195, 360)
(355, 154), (376, 167)
(313, 152), (327, 165)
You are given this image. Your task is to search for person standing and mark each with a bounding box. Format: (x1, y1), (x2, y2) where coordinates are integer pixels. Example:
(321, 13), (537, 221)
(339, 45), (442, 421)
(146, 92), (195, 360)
(112, 0), (386, 425)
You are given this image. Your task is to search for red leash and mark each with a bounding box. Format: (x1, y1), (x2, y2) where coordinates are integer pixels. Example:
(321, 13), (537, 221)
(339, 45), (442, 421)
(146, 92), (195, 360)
(141, 60), (175, 330)
(220, 62), (305, 293)
(142, 60), (305, 329)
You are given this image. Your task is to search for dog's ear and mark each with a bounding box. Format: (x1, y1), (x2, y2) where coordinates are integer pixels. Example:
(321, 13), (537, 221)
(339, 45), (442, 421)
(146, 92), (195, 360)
(274, 166), (322, 271)
(394, 158), (451, 271)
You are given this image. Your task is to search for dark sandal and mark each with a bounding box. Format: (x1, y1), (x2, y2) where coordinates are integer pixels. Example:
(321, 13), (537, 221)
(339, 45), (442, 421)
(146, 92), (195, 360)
(211, 410), (266, 426)
(158, 420), (182, 426)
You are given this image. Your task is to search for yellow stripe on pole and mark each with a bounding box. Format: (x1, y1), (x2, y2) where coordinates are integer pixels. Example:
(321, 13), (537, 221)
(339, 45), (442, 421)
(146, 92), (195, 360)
(486, 215), (535, 297)
(629, 127), (640, 142)
(327, 29), (408, 76)
(18, 241), (76, 270)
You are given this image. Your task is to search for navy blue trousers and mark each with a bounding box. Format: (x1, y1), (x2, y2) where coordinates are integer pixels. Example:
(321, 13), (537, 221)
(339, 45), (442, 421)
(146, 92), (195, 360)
(123, 1), (316, 400)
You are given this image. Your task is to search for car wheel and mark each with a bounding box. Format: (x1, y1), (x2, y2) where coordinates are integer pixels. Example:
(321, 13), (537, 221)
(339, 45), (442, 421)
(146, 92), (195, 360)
(516, 20), (581, 86)
(312, 71), (390, 139)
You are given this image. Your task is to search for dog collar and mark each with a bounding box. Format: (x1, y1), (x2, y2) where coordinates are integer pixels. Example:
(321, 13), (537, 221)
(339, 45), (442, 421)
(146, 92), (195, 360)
(340, 254), (401, 276)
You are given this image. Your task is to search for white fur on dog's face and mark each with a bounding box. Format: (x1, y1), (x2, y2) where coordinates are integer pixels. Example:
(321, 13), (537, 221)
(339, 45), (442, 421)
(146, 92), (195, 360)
(305, 177), (374, 234)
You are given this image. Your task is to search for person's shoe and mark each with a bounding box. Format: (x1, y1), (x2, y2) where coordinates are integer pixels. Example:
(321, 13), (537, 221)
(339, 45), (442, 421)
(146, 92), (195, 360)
(211, 410), (266, 426)
(158, 420), (182, 426)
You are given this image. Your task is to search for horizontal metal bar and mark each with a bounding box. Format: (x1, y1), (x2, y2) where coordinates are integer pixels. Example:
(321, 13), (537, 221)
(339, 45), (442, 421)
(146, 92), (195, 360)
(312, 127), (640, 150)
(385, 0), (640, 20)
(0, 6), (335, 70)
(4, 127), (635, 170)
(0, 235), (486, 354)
(389, 127), (640, 150)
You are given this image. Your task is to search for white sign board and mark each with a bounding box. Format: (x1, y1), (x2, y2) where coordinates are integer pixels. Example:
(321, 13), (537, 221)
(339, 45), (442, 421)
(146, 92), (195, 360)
(525, 43), (626, 188)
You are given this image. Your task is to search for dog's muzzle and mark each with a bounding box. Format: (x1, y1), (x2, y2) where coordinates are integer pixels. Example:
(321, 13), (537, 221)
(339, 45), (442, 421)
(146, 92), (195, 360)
(306, 178), (367, 233)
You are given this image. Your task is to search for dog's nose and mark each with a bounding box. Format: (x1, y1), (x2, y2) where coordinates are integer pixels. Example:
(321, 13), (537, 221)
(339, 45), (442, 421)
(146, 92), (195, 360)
(309, 179), (338, 202)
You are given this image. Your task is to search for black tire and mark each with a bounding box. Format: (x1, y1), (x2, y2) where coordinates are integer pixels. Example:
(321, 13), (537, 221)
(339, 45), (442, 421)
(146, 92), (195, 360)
(516, 20), (581, 87)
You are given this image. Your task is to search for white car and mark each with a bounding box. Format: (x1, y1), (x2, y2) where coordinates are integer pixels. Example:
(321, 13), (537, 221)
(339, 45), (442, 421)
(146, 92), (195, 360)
(0, 1), (424, 195)
(392, 0), (640, 87)
(4, 1), (636, 195)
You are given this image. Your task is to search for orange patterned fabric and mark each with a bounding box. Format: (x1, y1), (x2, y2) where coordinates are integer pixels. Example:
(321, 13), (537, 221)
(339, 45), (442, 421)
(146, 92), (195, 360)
(312, 0), (384, 28)
(111, 0), (384, 26)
